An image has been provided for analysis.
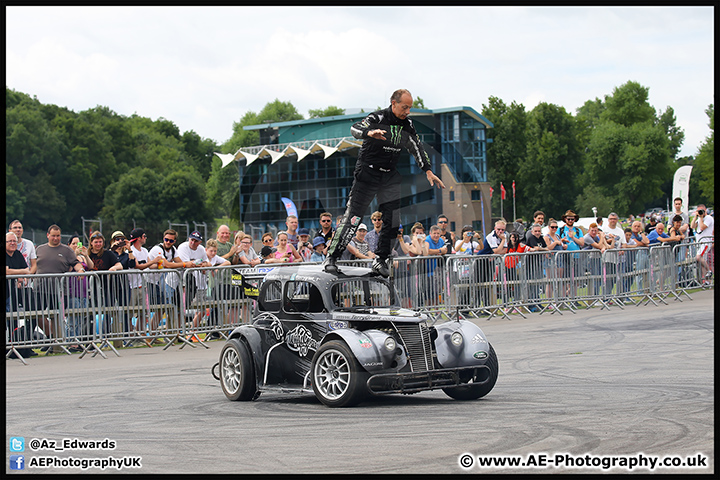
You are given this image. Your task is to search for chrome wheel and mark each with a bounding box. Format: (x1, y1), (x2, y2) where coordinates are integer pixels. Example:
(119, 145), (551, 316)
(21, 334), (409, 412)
(314, 348), (351, 400)
(220, 338), (257, 401)
(311, 340), (366, 407)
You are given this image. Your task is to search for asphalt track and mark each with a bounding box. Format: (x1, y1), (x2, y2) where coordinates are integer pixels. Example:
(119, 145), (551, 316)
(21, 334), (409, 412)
(6, 290), (714, 474)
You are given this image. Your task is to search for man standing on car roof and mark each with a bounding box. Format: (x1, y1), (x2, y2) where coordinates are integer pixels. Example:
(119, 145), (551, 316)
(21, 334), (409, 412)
(324, 88), (445, 277)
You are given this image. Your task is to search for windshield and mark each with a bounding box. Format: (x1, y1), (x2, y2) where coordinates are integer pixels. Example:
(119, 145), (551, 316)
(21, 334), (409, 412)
(331, 278), (394, 310)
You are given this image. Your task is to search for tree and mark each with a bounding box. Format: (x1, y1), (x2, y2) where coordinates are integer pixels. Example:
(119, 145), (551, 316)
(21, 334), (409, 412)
(412, 97), (426, 109)
(308, 106), (345, 118)
(577, 81), (677, 216)
(517, 103), (582, 219)
(482, 96), (527, 218)
(693, 104), (714, 204)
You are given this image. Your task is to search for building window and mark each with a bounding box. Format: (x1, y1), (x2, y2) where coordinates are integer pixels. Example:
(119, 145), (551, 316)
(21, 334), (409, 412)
(449, 191), (455, 202)
(471, 190), (481, 201)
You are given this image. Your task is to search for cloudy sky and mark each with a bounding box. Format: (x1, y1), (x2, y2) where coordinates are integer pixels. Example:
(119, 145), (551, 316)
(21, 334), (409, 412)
(6, 6), (714, 158)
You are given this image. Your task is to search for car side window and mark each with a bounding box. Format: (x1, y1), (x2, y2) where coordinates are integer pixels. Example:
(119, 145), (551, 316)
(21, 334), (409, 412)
(260, 281), (282, 312)
(284, 281), (325, 313)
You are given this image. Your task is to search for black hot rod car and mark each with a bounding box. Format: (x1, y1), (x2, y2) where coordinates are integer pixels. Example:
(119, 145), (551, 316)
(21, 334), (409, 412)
(216, 264), (498, 407)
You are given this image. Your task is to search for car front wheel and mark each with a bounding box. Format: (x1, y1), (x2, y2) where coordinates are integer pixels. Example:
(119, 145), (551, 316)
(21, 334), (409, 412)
(311, 340), (367, 407)
(220, 338), (257, 401)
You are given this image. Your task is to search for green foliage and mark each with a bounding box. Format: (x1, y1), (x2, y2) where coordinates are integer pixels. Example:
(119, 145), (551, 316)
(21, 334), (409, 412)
(412, 97), (426, 109)
(5, 86), (219, 232)
(694, 104), (714, 204)
(519, 102), (582, 220)
(308, 106), (346, 118)
(482, 96), (527, 218)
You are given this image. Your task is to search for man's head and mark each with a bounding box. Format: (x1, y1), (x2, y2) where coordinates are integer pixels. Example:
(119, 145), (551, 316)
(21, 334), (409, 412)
(437, 214), (449, 231)
(217, 225), (231, 243)
(285, 215), (298, 233)
(9, 220), (23, 240)
(429, 225), (442, 241)
(356, 223), (368, 239)
(320, 212), (333, 230)
(588, 223), (599, 237)
(390, 89), (412, 120)
(494, 220), (506, 237)
(46, 225), (62, 247)
(533, 211), (545, 225)
(6, 231), (18, 254)
(608, 212), (619, 228)
(162, 229), (178, 249)
(624, 228), (633, 241)
(674, 197), (683, 211)
(128, 228), (146, 246)
(632, 221), (643, 233)
(188, 230), (203, 250)
(655, 223), (666, 234)
(531, 223), (542, 238)
(371, 211), (383, 231)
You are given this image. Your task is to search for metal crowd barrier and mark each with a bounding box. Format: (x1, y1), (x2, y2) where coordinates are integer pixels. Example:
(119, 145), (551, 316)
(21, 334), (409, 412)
(6, 238), (713, 362)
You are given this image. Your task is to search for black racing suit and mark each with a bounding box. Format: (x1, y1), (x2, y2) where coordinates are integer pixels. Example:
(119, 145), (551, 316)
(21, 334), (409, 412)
(326, 106), (432, 262)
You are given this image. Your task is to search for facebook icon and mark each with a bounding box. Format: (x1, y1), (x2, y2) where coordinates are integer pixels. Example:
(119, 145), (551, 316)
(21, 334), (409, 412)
(10, 455), (25, 470)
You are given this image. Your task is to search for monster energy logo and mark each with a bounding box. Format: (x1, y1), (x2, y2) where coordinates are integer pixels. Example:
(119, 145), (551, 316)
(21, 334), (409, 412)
(389, 125), (403, 145)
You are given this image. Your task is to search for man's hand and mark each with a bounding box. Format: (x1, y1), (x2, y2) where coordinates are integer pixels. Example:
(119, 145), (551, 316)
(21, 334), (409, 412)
(367, 129), (387, 140)
(426, 170), (445, 189)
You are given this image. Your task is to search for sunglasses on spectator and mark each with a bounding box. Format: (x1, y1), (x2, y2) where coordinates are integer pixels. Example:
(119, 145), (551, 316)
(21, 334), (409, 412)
(320, 219), (331, 223)
(495, 228), (505, 232)
(91, 233), (104, 239)
(164, 238), (175, 243)
(550, 226), (558, 229)
(438, 220), (447, 224)
(262, 238), (273, 243)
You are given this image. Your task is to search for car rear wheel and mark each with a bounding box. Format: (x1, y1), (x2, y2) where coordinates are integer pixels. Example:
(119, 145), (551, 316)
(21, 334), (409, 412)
(443, 343), (498, 400)
(220, 338), (257, 401)
(311, 340), (367, 407)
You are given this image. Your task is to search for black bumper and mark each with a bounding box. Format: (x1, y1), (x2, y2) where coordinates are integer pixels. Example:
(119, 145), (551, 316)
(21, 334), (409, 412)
(366, 365), (491, 395)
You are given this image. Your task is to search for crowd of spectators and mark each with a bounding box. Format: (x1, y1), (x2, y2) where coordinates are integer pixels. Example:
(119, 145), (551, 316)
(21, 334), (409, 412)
(5, 198), (714, 349)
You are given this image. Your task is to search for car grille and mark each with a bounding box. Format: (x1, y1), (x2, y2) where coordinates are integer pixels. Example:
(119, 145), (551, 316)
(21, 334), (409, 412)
(393, 322), (434, 372)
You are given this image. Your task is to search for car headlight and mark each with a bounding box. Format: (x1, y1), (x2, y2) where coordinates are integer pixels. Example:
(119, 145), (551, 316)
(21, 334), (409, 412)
(451, 331), (463, 347)
(384, 336), (396, 351)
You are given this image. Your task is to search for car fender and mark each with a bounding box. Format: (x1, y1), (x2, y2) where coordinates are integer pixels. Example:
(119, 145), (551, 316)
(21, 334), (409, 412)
(322, 329), (405, 373)
(434, 320), (491, 368)
(228, 325), (265, 385)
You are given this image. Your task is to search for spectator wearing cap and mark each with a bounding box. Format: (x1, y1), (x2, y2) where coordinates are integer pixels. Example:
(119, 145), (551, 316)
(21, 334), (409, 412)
(260, 245), (284, 264)
(128, 228), (161, 274)
(310, 237), (327, 262)
(177, 231), (210, 268)
(342, 223), (376, 261)
(297, 228), (313, 262)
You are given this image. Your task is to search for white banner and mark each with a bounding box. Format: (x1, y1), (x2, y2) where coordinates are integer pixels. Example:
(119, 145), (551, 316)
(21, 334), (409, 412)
(672, 165), (693, 217)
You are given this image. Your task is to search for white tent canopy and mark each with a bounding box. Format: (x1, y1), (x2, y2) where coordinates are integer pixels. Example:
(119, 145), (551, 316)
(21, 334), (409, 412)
(215, 136), (361, 168)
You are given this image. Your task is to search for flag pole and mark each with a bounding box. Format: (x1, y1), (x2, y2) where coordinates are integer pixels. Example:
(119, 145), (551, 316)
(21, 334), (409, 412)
(512, 180), (516, 222)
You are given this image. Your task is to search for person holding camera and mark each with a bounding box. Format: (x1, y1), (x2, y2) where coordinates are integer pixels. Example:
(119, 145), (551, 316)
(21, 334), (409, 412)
(691, 204), (714, 283)
(297, 228), (314, 262)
